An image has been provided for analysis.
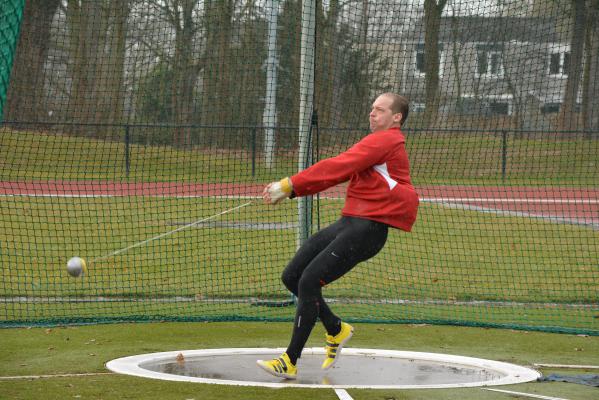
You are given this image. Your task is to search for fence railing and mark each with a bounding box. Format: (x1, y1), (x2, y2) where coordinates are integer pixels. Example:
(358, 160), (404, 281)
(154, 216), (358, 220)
(1, 121), (597, 183)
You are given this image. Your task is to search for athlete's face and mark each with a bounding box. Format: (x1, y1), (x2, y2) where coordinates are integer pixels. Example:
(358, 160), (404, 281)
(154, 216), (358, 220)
(369, 95), (402, 132)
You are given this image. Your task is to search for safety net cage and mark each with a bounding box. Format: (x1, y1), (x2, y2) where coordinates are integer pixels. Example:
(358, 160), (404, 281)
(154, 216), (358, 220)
(0, 0), (597, 334)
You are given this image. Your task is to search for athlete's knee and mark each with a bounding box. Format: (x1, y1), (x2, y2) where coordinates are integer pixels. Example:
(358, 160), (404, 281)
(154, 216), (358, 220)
(297, 273), (321, 300)
(281, 268), (299, 295)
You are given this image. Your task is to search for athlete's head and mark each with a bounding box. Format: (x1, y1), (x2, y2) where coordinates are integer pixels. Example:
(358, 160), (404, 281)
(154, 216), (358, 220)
(369, 93), (409, 132)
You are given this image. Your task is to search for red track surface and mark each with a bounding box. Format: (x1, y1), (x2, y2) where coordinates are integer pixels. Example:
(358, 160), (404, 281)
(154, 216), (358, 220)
(1, 180), (597, 226)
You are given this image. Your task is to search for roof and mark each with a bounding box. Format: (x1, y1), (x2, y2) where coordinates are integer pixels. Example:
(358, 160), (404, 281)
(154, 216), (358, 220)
(404, 16), (561, 43)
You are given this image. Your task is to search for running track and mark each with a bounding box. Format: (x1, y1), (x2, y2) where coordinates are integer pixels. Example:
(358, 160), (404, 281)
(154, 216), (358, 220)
(1, 181), (598, 229)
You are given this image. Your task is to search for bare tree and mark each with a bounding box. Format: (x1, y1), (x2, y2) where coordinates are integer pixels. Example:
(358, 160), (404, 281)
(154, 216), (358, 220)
(448, 4), (464, 116)
(135, 0), (204, 145)
(105, 0), (131, 125)
(171, 0), (202, 145)
(64, 0), (105, 134)
(4, 0), (60, 123)
(423, 0), (447, 127)
(202, 0), (235, 127)
(581, 0), (599, 135)
(558, 0), (585, 130)
(315, 0), (342, 127)
(59, 0), (133, 135)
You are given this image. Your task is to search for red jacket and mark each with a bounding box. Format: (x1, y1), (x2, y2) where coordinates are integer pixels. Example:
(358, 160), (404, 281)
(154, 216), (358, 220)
(290, 127), (419, 231)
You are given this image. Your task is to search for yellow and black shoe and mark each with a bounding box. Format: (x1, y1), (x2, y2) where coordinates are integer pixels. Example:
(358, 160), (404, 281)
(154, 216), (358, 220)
(256, 352), (297, 379)
(322, 322), (354, 370)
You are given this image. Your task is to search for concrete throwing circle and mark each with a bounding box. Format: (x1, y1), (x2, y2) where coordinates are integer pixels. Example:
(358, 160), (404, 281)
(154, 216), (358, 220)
(106, 348), (540, 389)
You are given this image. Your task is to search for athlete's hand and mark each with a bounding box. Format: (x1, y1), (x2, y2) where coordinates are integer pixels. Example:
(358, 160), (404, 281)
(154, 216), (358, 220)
(263, 178), (293, 205)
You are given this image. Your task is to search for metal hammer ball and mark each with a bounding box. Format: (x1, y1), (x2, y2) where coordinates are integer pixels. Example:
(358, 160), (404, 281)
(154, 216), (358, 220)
(67, 257), (87, 277)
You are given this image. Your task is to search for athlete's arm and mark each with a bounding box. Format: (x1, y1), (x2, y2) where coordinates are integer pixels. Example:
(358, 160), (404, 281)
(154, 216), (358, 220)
(291, 133), (392, 196)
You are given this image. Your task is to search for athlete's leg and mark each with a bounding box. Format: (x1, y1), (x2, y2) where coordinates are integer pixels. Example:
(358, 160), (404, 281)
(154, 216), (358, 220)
(281, 218), (344, 294)
(285, 217), (388, 364)
(281, 218), (345, 332)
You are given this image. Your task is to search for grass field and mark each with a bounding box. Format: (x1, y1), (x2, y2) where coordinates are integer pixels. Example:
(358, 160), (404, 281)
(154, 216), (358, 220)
(0, 127), (597, 399)
(1, 129), (597, 185)
(1, 127), (597, 331)
(1, 322), (598, 400)
(1, 195), (597, 331)
(1, 197), (596, 301)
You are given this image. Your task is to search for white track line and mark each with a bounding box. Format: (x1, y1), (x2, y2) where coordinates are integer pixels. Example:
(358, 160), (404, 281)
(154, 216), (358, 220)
(2, 193), (597, 204)
(0, 194), (260, 199)
(425, 198), (599, 204)
(534, 363), (599, 369)
(483, 388), (570, 400)
(334, 388), (354, 400)
(1, 296), (596, 310)
(0, 372), (114, 380)
(437, 202), (599, 229)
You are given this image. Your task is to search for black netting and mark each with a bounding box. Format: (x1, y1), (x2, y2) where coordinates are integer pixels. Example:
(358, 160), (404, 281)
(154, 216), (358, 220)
(1, 0), (597, 334)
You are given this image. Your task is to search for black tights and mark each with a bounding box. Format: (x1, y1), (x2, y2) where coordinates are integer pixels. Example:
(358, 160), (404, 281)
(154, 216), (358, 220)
(281, 216), (388, 364)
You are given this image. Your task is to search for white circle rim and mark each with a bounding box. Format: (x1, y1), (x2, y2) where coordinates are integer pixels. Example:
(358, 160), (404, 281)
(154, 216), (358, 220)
(105, 347), (541, 389)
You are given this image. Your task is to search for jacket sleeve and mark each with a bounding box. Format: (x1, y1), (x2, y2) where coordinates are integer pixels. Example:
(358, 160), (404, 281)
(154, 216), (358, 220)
(291, 133), (393, 196)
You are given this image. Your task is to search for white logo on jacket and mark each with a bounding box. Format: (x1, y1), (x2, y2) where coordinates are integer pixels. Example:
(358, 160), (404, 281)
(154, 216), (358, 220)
(373, 163), (398, 190)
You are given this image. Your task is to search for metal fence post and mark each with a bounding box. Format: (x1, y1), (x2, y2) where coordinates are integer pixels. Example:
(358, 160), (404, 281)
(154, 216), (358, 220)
(501, 130), (507, 182)
(125, 124), (130, 178)
(251, 127), (256, 177)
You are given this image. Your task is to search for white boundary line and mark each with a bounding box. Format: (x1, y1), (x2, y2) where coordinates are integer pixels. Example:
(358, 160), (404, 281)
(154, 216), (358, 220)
(4, 193), (596, 228)
(533, 363), (599, 369)
(425, 198), (599, 204)
(0, 372), (114, 380)
(1, 193), (597, 204)
(2, 296), (596, 311)
(437, 202), (599, 229)
(334, 389), (354, 400)
(483, 388), (570, 400)
(105, 347), (541, 389)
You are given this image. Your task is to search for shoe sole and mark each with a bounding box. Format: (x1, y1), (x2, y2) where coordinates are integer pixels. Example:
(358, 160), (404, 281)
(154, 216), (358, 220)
(256, 360), (297, 380)
(322, 326), (354, 370)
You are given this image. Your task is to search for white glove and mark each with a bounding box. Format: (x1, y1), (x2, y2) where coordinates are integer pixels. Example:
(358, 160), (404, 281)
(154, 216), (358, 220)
(263, 177), (293, 205)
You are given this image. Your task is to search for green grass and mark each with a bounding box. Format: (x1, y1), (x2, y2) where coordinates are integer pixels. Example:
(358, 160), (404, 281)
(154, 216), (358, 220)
(0, 128), (597, 333)
(0, 129), (288, 182)
(406, 131), (598, 186)
(2, 198), (596, 301)
(1, 129), (597, 185)
(1, 196), (597, 332)
(0, 322), (598, 400)
(0, 128), (598, 398)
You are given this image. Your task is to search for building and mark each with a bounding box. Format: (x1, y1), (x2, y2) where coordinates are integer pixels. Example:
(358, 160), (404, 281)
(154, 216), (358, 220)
(394, 16), (573, 122)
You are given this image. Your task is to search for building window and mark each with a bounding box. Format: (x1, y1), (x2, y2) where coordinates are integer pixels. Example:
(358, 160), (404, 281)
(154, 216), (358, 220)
(416, 44), (426, 75)
(415, 44), (444, 76)
(548, 51), (569, 76)
(411, 102), (426, 113)
(476, 45), (503, 78)
(489, 101), (510, 115)
(541, 102), (580, 113)
(460, 95), (512, 115)
(541, 102), (561, 114)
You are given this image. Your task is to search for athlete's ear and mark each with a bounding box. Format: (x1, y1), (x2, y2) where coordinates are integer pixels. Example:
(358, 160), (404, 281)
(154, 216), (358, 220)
(393, 112), (402, 124)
